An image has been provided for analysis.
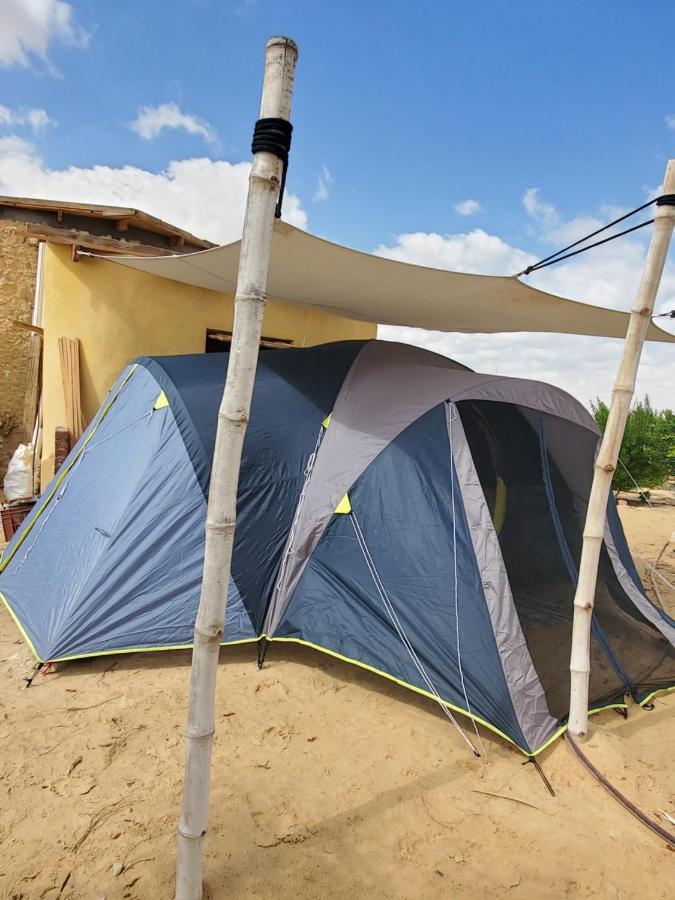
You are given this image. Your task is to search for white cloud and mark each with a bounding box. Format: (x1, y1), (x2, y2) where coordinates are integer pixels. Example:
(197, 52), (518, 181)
(24, 107), (52, 130)
(666, 114), (675, 131)
(376, 211), (675, 410)
(314, 165), (333, 202)
(0, 105), (54, 131)
(454, 198), (481, 216)
(0, 130), (671, 409)
(130, 103), (216, 144)
(0, 135), (308, 243)
(0, 0), (89, 72)
(0, 134), (35, 155)
(522, 187), (559, 226)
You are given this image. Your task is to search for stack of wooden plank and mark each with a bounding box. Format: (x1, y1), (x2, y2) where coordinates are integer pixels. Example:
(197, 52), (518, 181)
(58, 337), (85, 443)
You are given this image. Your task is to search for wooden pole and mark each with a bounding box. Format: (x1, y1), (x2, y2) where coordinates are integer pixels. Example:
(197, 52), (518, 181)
(568, 159), (675, 738)
(175, 36), (298, 900)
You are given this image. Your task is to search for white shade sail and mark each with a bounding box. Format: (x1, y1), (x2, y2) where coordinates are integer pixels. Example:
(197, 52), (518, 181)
(106, 221), (675, 342)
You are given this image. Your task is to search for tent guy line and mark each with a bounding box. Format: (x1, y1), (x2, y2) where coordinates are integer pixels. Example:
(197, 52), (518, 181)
(349, 508), (482, 758)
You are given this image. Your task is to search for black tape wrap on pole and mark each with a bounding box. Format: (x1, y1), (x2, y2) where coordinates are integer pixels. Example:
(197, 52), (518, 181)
(252, 117), (293, 218)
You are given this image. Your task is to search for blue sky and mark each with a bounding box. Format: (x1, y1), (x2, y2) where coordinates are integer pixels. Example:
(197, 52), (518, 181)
(1, 0), (674, 405)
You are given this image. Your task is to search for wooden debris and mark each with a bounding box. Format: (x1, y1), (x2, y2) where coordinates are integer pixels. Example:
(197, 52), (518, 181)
(472, 788), (540, 810)
(58, 337), (85, 444)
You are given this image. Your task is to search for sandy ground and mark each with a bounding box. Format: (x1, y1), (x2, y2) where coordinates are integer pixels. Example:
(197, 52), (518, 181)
(0, 506), (673, 899)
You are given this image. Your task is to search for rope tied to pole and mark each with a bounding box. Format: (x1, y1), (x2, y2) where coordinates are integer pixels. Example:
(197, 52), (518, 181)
(517, 193), (675, 277)
(251, 117), (293, 218)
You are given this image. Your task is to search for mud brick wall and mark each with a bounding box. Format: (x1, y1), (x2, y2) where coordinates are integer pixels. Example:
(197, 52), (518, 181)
(0, 219), (39, 479)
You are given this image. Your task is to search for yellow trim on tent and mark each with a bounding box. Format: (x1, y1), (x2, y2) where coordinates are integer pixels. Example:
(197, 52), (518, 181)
(0, 590), (261, 664)
(493, 475), (507, 535)
(639, 684), (675, 706)
(153, 390), (169, 410)
(0, 365), (138, 572)
(0, 591), (641, 757)
(322, 412), (332, 428)
(47, 635), (259, 663)
(0, 591), (41, 661)
(529, 703), (631, 756)
(334, 493), (351, 515)
(265, 636), (628, 756)
(265, 633), (527, 750)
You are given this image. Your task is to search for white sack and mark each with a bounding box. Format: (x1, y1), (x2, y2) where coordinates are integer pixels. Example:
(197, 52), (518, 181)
(4, 443), (33, 500)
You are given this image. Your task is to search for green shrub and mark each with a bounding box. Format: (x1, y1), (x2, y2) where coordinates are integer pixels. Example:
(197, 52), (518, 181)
(592, 396), (674, 491)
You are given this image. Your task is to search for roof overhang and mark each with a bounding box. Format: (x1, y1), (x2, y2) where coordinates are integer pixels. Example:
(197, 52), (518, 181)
(104, 221), (675, 342)
(0, 195), (214, 250)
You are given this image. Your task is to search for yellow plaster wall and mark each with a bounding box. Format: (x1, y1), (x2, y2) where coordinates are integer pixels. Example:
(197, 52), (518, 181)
(41, 243), (375, 483)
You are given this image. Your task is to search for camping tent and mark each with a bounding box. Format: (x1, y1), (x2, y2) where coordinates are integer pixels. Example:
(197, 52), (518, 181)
(1, 339), (673, 755)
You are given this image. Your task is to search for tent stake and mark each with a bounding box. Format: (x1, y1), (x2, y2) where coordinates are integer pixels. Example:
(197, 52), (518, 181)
(174, 36), (298, 900)
(24, 661), (42, 688)
(568, 159), (675, 740)
(257, 636), (269, 670)
(522, 756), (556, 797)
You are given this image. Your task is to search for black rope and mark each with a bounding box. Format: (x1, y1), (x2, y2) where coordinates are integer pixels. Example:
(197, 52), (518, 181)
(519, 193), (675, 276)
(526, 219), (654, 272)
(251, 117), (293, 218)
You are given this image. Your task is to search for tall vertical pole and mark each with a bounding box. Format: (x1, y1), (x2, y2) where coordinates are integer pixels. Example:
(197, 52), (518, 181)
(175, 37), (298, 900)
(568, 159), (675, 737)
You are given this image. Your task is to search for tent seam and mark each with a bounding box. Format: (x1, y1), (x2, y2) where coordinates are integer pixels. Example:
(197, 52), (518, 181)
(0, 365), (138, 573)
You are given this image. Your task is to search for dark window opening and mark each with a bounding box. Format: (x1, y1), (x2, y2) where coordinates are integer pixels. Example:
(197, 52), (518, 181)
(205, 328), (294, 353)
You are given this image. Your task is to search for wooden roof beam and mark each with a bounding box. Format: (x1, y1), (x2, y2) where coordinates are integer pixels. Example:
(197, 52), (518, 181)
(27, 223), (178, 257)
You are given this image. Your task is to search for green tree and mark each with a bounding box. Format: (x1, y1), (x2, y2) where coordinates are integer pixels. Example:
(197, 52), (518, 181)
(592, 395), (674, 491)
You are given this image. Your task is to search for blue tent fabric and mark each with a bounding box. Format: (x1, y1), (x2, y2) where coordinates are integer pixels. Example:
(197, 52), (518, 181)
(140, 342), (362, 633)
(0, 364), (137, 568)
(274, 404), (528, 749)
(137, 342), (363, 496)
(0, 364), (233, 659)
(0, 340), (673, 754)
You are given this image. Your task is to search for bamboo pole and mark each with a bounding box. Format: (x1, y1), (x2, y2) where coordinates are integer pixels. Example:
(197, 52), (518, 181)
(175, 36), (298, 900)
(568, 159), (675, 738)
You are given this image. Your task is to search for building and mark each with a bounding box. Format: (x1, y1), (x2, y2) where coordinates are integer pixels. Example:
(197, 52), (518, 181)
(0, 196), (375, 488)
